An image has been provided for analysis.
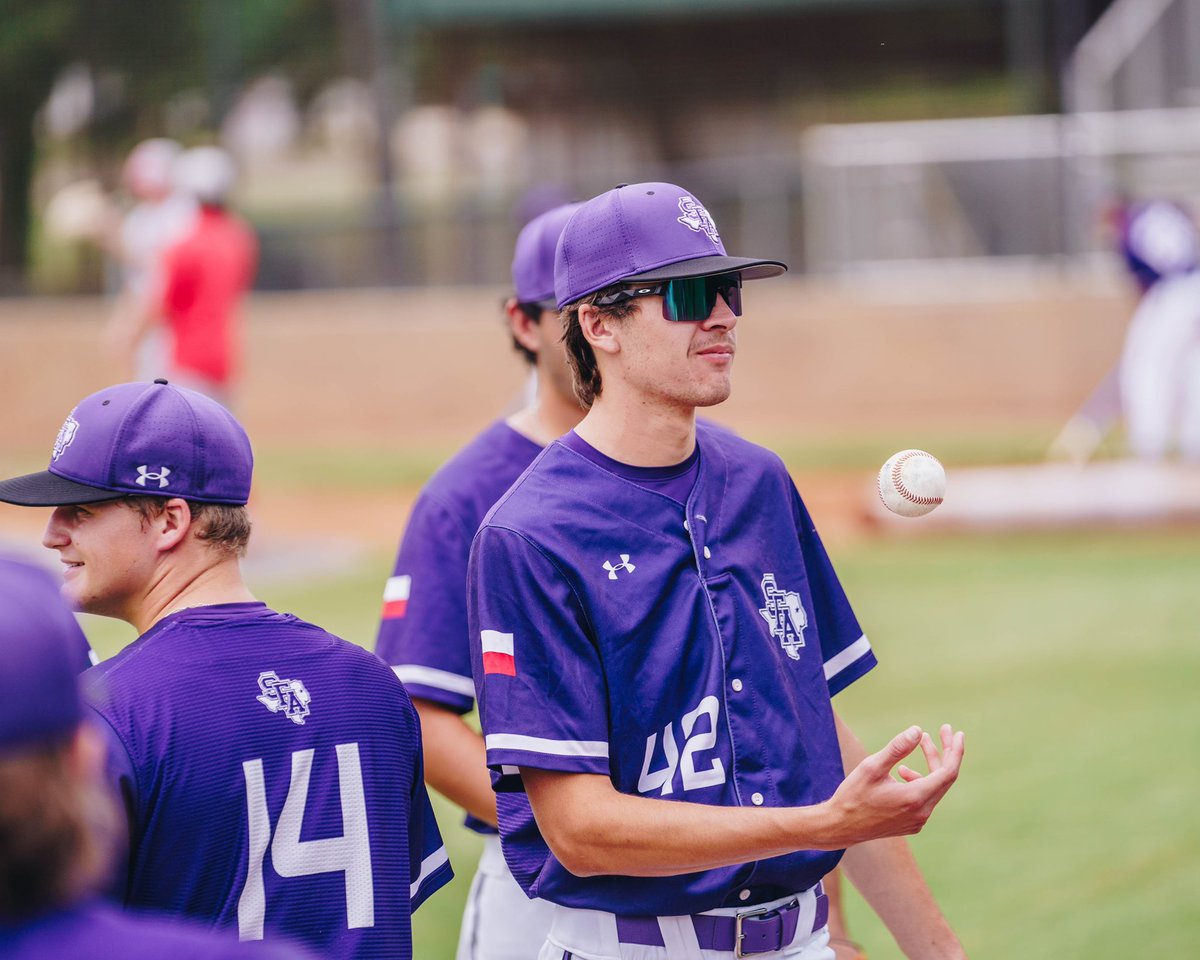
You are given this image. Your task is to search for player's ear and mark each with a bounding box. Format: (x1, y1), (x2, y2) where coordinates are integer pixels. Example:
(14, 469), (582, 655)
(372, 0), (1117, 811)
(155, 497), (194, 552)
(506, 298), (540, 355)
(578, 303), (620, 356)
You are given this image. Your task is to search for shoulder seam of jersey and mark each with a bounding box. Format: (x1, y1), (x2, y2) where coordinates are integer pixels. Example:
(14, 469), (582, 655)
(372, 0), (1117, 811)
(475, 522), (600, 644)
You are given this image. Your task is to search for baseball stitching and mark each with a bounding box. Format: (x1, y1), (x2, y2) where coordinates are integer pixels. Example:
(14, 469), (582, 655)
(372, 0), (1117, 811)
(889, 450), (943, 505)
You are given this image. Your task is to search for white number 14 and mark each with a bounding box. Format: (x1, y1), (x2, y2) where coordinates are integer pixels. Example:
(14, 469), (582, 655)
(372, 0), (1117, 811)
(237, 742), (374, 940)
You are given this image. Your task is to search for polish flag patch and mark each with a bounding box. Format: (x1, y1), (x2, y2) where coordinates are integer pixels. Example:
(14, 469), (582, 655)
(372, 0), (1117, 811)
(382, 575), (411, 619)
(481, 630), (516, 676)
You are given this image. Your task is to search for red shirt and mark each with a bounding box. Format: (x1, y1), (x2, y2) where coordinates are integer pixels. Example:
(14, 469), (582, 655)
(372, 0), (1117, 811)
(160, 206), (257, 385)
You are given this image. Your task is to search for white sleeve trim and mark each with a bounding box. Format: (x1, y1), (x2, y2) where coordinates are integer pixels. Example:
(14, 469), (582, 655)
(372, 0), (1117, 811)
(823, 634), (872, 681)
(392, 665), (476, 698)
(484, 733), (610, 759)
(410, 845), (450, 898)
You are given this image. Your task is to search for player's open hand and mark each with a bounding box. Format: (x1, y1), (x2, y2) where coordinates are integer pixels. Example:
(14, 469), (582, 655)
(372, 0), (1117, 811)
(820, 724), (964, 848)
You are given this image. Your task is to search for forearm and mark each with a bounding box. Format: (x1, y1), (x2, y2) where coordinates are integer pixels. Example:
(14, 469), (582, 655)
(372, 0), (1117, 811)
(834, 711), (965, 959)
(522, 768), (831, 878)
(412, 699), (497, 827)
(521, 719), (962, 879)
(841, 838), (965, 960)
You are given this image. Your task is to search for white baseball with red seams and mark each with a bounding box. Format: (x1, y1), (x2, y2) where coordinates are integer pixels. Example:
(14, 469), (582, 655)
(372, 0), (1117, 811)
(877, 449), (946, 517)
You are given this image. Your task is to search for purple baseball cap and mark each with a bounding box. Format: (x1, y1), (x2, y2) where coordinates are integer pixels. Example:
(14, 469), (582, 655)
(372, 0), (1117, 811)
(0, 556), (87, 753)
(0, 379), (253, 507)
(512, 202), (582, 307)
(554, 182), (787, 308)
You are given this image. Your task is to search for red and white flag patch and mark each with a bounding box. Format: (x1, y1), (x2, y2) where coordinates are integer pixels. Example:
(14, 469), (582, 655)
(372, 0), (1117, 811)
(381, 575), (411, 620)
(481, 630), (515, 676)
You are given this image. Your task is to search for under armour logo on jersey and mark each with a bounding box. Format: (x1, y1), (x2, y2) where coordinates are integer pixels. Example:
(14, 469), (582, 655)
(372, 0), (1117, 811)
(256, 671), (312, 725)
(603, 555), (636, 580)
(758, 573), (807, 660)
(135, 465), (171, 488)
(677, 196), (720, 244)
(52, 416), (79, 462)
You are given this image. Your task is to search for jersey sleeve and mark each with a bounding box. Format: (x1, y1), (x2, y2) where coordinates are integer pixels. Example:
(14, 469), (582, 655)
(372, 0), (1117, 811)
(792, 485), (877, 696)
(374, 492), (477, 713)
(467, 524), (610, 785)
(405, 709), (453, 911)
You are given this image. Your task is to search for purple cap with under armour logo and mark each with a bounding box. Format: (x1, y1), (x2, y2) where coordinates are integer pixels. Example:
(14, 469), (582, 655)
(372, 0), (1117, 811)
(0, 379), (253, 506)
(0, 555), (87, 752)
(512, 201), (582, 307)
(554, 182), (787, 308)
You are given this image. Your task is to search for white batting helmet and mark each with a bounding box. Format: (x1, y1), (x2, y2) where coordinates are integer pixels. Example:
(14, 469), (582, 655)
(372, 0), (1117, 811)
(172, 146), (238, 205)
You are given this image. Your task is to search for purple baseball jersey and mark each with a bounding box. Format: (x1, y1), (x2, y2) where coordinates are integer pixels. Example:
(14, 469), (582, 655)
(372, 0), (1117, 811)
(467, 422), (876, 916)
(375, 419), (542, 833)
(0, 901), (313, 960)
(85, 602), (452, 960)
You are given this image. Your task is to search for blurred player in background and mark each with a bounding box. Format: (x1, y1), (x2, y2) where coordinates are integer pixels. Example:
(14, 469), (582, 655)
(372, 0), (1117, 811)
(468, 183), (967, 960)
(0, 379), (452, 960)
(1116, 201), (1200, 462)
(375, 202), (582, 960)
(1049, 199), (1200, 463)
(156, 147), (258, 406)
(104, 146), (257, 406)
(0, 556), (308, 960)
(101, 138), (198, 381)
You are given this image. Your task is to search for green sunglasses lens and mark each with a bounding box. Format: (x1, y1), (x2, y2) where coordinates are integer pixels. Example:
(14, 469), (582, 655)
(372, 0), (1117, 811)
(662, 274), (743, 322)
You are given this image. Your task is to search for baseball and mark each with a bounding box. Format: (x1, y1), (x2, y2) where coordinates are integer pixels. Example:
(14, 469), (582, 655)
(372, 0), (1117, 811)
(877, 449), (945, 517)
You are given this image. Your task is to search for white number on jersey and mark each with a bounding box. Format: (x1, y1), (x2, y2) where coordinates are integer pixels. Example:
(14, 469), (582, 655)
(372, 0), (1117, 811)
(238, 742), (374, 940)
(638, 695), (726, 796)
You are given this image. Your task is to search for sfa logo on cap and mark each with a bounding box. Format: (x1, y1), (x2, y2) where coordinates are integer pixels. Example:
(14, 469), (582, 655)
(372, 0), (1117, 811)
(52, 416), (79, 462)
(677, 196), (720, 244)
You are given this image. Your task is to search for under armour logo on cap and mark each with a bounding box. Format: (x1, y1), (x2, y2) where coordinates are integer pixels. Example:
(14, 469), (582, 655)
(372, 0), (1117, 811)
(135, 465), (171, 489)
(0, 381), (253, 507)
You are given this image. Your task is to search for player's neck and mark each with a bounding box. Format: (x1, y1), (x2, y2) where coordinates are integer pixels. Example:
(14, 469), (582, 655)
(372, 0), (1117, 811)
(130, 556), (257, 635)
(574, 395), (697, 467)
(508, 386), (583, 446)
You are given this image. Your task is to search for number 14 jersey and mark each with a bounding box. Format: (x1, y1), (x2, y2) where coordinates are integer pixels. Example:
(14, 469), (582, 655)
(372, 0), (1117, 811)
(85, 602), (452, 960)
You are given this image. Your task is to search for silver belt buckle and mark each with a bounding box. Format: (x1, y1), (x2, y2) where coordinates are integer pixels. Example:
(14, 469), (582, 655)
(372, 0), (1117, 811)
(734, 904), (770, 958)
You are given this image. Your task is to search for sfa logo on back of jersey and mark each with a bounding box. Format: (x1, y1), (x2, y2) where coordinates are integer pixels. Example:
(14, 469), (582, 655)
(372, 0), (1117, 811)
(256, 670), (312, 725)
(758, 572), (807, 660)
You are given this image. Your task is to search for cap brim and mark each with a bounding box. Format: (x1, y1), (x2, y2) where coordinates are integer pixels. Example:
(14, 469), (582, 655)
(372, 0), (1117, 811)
(0, 470), (125, 507)
(623, 255), (788, 284)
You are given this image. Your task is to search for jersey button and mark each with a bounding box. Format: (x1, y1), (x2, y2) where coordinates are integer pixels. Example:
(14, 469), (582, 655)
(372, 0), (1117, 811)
(751, 792), (764, 806)
(703, 546), (711, 559)
(739, 889), (752, 901)
(731, 679), (743, 692)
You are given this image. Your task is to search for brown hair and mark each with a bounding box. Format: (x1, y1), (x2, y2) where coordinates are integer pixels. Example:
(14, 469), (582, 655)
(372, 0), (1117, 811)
(0, 737), (119, 919)
(125, 497), (252, 557)
(560, 290), (636, 408)
(509, 303), (540, 366)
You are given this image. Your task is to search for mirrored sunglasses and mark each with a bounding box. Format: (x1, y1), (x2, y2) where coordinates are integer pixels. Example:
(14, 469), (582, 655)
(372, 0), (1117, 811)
(594, 272), (743, 322)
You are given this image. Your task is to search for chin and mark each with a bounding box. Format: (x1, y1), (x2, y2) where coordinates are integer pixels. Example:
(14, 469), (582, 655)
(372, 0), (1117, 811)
(692, 382), (733, 408)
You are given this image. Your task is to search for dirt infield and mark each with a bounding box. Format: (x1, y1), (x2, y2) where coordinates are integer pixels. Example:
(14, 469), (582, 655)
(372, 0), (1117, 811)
(0, 271), (1133, 548)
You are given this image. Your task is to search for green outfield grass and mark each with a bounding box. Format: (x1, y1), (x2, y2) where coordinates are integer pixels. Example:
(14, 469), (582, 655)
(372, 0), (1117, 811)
(78, 527), (1200, 959)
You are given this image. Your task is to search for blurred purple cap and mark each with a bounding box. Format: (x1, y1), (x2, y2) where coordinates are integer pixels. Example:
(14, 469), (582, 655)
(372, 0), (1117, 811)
(0, 556), (88, 753)
(554, 182), (787, 308)
(0, 379), (253, 507)
(1119, 200), (1199, 289)
(513, 202), (582, 307)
